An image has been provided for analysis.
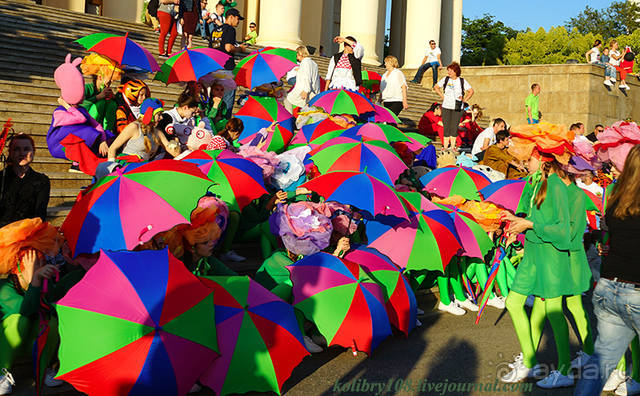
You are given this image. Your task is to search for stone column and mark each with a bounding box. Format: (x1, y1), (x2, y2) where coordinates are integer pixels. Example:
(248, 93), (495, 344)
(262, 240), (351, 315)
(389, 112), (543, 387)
(403, 0), (441, 69)
(102, 0), (144, 23)
(389, 0), (407, 66)
(339, 0), (385, 65)
(256, 0), (303, 50)
(440, 0), (463, 65)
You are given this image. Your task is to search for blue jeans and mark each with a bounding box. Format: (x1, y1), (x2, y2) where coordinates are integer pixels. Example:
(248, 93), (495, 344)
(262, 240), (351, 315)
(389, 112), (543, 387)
(575, 278), (640, 396)
(412, 62), (439, 86)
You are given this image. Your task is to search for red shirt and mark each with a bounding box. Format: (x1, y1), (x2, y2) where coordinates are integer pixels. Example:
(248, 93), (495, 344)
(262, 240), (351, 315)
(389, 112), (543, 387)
(418, 111), (441, 137)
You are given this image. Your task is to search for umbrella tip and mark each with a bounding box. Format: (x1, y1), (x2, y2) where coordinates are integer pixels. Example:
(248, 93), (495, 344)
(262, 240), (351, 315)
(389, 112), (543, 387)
(125, 32), (129, 38)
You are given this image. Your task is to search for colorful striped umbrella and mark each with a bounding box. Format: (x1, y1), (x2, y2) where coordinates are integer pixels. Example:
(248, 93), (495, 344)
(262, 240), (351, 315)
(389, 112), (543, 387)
(154, 47), (229, 84)
(420, 166), (492, 200)
(435, 203), (493, 259)
(476, 241), (507, 324)
(366, 192), (462, 273)
(75, 32), (160, 72)
(341, 123), (411, 144)
(344, 246), (417, 337)
(361, 70), (382, 92)
(308, 89), (375, 115)
(234, 47), (297, 89)
(55, 249), (218, 395)
(235, 96), (295, 153)
(61, 160), (213, 257)
(182, 149), (268, 212)
(288, 252), (392, 355)
(300, 171), (410, 220)
(288, 118), (345, 148)
(365, 104), (401, 124)
(479, 179), (533, 214)
(405, 132), (432, 151)
(310, 140), (408, 186)
(579, 187), (605, 214)
(198, 275), (309, 396)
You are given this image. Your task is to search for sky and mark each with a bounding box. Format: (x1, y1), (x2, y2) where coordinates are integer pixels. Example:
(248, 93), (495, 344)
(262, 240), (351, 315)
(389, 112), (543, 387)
(384, 0), (615, 32)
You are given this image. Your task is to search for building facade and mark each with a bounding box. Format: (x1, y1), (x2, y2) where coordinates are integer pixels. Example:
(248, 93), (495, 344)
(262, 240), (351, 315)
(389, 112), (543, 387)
(39, 0), (462, 67)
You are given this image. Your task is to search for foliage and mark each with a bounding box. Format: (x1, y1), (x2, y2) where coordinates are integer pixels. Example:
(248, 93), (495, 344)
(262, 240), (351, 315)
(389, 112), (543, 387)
(503, 26), (601, 65)
(461, 14), (518, 66)
(565, 1), (640, 39)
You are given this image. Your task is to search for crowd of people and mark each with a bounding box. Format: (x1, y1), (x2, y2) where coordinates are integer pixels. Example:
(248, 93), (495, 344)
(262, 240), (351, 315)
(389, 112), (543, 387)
(1, 18), (640, 395)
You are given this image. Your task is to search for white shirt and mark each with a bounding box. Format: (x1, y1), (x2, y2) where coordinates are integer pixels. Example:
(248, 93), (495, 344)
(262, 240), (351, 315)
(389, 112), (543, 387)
(326, 55), (358, 91)
(380, 68), (407, 102)
(425, 46), (441, 64)
(437, 76), (471, 110)
(577, 180), (604, 197)
(589, 47), (600, 63)
(164, 108), (196, 148)
(610, 49), (621, 66)
(472, 127), (496, 156)
(288, 57), (320, 108)
(352, 41), (364, 60)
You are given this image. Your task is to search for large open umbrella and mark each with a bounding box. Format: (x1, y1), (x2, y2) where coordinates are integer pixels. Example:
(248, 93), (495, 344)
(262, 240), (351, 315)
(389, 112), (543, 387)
(341, 123), (411, 144)
(344, 246), (417, 337)
(364, 104), (401, 124)
(55, 249), (218, 395)
(198, 275), (309, 396)
(435, 203), (493, 259)
(288, 118), (345, 148)
(300, 171), (409, 220)
(420, 166), (491, 200)
(235, 96), (295, 153)
(76, 32), (160, 72)
(154, 47), (229, 84)
(182, 149), (268, 212)
(308, 89), (375, 116)
(234, 47), (297, 89)
(310, 140), (407, 186)
(288, 252), (392, 355)
(61, 160), (213, 257)
(479, 179), (533, 214)
(366, 192), (462, 272)
(360, 70), (381, 92)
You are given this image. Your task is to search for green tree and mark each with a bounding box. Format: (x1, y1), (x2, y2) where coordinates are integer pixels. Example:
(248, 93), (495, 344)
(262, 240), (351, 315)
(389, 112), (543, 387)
(503, 26), (601, 65)
(565, 1), (640, 38)
(461, 14), (518, 66)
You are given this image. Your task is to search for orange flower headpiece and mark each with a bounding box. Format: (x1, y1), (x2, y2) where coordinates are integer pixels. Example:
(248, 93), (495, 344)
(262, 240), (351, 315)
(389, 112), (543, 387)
(0, 218), (64, 275)
(459, 200), (504, 233)
(80, 53), (123, 80)
(508, 122), (575, 165)
(163, 196), (227, 259)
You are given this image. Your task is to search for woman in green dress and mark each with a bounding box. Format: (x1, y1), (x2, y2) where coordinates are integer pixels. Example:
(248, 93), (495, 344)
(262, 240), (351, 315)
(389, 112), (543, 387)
(501, 155), (574, 388)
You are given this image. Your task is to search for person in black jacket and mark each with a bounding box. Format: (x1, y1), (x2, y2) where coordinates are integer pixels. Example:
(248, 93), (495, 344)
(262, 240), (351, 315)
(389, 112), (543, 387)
(0, 134), (50, 227)
(325, 36), (363, 91)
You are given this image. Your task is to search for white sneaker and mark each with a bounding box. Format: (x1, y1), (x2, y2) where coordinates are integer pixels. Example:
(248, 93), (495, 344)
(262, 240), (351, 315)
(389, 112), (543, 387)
(220, 250), (246, 262)
(625, 84), (632, 90)
(525, 295), (535, 307)
(605, 370), (628, 391)
(44, 369), (63, 387)
(570, 351), (593, 369)
(604, 79), (614, 87)
(416, 319), (422, 327)
(508, 352), (524, 368)
(303, 335), (323, 353)
(487, 296), (506, 309)
(437, 301), (466, 316)
(188, 383), (202, 393)
(416, 307), (425, 316)
(536, 370), (574, 388)
(501, 360), (540, 383)
(455, 298), (479, 312)
(0, 369), (14, 395)
(617, 378), (640, 396)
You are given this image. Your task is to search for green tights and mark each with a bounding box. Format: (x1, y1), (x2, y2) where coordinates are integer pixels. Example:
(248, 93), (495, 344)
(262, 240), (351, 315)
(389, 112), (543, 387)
(616, 336), (640, 381)
(565, 295), (595, 356)
(496, 256), (517, 296)
(220, 211), (240, 254)
(528, 296), (571, 375)
(463, 258), (492, 300)
(0, 314), (37, 370)
(437, 260), (466, 305)
(505, 291), (538, 369)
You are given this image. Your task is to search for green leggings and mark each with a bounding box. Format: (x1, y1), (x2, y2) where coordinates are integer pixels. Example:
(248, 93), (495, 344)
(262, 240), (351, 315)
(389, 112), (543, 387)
(463, 258), (492, 300)
(565, 295), (594, 356)
(0, 314), (38, 370)
(496, 256), (517, 296)
(616, 336), (640, 381)
(220, 211), (240, 254)
(527, 296), (571, 375)
(237, 221), (278, 260)
(437, 260), (466, 305)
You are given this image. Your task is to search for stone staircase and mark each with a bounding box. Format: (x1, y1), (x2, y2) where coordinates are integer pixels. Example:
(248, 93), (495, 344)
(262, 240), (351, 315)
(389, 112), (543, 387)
(0, 0), (487, 227)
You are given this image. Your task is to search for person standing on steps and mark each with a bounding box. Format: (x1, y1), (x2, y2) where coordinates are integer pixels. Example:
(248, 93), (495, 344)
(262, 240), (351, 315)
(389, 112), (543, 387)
(525, 83), (541, 124)
(325, 36), (363, 91)
(219, 8), (246, 117)
(158, 0), (180, 57)
(410, 40), (443, 87)
(433, 62), (474, 152)
(380, 55), (408, 117)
